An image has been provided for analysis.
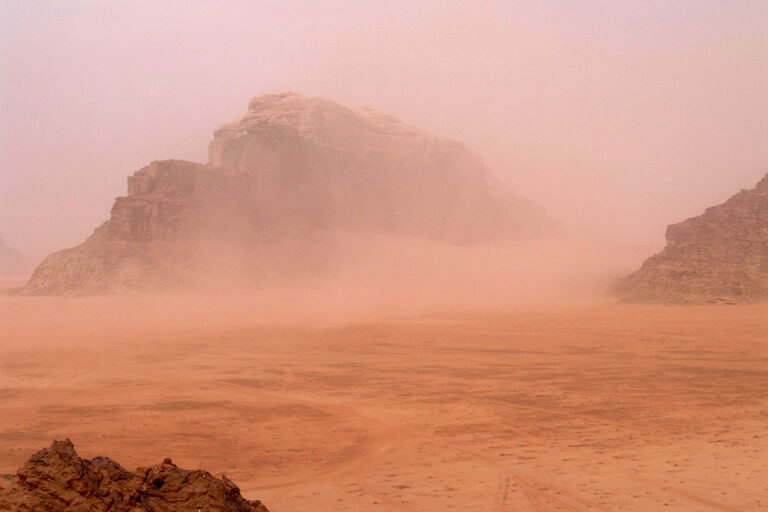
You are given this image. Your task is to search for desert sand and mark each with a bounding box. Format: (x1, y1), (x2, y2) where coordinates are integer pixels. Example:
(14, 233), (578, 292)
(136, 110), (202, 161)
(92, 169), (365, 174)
(1, 293), (765, 511)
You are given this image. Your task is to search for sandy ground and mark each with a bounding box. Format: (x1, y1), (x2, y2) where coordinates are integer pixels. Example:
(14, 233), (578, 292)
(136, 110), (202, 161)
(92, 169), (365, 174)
(0, 296), (766, 511)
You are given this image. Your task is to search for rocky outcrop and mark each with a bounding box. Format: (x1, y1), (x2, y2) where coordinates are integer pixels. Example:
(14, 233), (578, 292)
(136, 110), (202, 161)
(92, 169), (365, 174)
(0, 439), (268, 511)
(24, 161), (249, 294)
(617, 173), (768, 304)
(24, 92), (558, 294)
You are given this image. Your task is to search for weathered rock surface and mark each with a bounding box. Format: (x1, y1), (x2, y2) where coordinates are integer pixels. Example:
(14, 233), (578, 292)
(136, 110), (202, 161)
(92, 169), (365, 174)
(617, 173), (768, 304)
(24, 160), (249, 294)
(24, 92), (557, 294)
(0, 439), (268, 512)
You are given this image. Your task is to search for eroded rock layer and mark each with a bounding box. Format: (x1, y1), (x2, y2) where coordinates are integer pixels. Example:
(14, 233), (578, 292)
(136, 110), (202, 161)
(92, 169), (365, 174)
(24, 92), (557, 294)
(0, 439), (268, 512)
(617, 173), (768, 304)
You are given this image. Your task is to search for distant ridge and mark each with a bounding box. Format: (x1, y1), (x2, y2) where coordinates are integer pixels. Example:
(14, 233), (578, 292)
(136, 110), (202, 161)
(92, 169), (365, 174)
(0, 237), (32, 275)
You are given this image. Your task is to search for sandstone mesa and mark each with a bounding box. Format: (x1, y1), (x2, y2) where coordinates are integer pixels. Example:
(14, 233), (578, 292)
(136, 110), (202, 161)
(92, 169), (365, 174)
(23, 92), (557, 295)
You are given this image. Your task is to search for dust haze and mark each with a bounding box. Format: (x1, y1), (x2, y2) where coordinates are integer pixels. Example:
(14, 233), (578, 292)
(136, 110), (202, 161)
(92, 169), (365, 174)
(1, 2), (767, 512)
(2, 1), (767, 257)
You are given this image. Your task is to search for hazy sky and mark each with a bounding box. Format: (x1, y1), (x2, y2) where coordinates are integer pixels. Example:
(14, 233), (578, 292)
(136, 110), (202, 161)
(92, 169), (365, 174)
(1, 0), (766, 256)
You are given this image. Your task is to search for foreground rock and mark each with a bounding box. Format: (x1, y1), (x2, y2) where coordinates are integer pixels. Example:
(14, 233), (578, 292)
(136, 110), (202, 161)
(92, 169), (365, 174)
(0, 439), (268, 512)
(617, 173), (768, 304)
(23, 92), (557, 294)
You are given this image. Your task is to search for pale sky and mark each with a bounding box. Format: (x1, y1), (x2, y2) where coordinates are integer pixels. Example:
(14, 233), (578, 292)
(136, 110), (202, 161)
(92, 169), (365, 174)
(1, 0), (766, 257)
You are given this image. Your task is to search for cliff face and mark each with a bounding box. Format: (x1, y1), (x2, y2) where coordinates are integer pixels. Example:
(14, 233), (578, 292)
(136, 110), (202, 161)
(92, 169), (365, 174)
(24, 92), (557, 295)
(0, 439), (268, 512)
(617, 173), (768, 304)
(207, 93), (550, 241)
(23, 161), (239, 295)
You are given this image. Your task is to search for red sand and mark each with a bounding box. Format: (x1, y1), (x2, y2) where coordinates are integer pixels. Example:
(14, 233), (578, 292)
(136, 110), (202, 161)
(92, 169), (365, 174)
(1, 296), (766, 511)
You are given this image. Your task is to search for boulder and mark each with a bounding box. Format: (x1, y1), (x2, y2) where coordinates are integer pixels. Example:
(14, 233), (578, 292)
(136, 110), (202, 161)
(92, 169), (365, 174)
(0, 439), (268, 512)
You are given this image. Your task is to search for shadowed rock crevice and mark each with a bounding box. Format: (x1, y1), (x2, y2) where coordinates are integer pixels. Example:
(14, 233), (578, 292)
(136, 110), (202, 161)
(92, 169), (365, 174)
(23, 92), (558, 295)
(0, 439), (269, 511)
(617, 172), (768, 304)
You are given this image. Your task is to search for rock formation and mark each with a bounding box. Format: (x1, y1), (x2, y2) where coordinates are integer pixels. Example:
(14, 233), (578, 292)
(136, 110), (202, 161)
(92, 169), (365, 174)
(617, 173), (768, 304)
(0, 439), (268, 512)
(24, 92), (558, 294)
